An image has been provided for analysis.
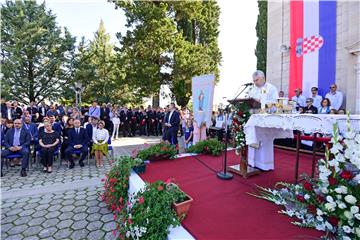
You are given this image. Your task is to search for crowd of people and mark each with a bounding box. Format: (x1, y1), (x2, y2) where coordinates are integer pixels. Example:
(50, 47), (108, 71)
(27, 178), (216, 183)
(0, 99), (199, 177)
(0, 76), (348, 177)
(279, 84), (346, 114)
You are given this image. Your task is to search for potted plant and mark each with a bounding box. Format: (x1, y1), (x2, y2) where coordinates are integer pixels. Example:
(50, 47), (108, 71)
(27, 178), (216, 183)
(100, 156), (134, 212)
(115, 181), (181, 239)
(167, 182), (193, 221)
(132, 157), (146, 174)
(187, 138), (224, 156)
(137, 142), (177, 161)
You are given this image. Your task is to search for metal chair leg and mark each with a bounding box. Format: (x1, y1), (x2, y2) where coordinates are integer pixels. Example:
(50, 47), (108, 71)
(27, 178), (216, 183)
(311, 134), (317, 178)
(295, 131), (301, 183)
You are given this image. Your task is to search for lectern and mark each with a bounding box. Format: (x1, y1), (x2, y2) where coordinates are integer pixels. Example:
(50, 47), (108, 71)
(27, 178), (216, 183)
(227, 98), (261, 178)
(228, 98), (261, 110)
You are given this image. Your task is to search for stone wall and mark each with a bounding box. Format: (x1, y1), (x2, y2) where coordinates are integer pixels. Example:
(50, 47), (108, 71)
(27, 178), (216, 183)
(266, 1), (360, 113)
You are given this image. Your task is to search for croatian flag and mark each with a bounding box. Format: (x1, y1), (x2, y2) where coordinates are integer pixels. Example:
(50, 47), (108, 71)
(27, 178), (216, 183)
(289, 0), (336, 98)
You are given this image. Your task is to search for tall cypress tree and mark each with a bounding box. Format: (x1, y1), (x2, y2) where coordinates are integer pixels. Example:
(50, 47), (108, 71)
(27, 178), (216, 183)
(255, 0), (267, 74)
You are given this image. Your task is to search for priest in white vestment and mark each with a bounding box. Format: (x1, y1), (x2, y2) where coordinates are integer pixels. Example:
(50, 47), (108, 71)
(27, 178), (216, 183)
(248, 70), (279, 108)
(247, 70), (279, 170)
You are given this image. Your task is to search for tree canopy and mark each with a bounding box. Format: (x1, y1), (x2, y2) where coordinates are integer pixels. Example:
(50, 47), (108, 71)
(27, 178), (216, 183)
(1, 0), (76, 104)
(111, 0), (221, 107)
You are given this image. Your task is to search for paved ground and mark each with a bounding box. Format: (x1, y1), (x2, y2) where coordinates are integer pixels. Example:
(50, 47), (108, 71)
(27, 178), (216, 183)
(1, 136), (160, 240)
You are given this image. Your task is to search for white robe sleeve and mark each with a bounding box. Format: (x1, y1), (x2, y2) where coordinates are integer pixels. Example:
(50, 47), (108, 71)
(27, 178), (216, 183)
(268, 84), (279, 103)
(92, 129), (99, 145)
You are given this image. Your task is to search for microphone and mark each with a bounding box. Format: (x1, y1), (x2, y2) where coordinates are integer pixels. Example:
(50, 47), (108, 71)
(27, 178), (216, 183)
(243, 82), (253, 86)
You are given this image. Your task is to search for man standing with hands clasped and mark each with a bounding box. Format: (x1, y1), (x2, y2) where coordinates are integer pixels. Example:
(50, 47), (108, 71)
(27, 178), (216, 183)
(163, 103), (180, 147)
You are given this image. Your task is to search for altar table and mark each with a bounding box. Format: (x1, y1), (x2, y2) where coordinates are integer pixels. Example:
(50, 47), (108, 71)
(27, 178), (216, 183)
(244, 114), (360, 170)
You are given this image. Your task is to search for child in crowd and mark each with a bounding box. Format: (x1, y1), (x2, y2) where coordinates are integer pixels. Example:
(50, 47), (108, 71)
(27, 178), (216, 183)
(330, 109), (337, 114)
(184, 119), (194, 149)
(338, 109), (346, 114)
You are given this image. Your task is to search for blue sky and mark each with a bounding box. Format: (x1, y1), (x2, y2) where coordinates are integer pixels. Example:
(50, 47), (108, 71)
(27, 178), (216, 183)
(39, 0), (258, 104)
(43, 0), (126, 45)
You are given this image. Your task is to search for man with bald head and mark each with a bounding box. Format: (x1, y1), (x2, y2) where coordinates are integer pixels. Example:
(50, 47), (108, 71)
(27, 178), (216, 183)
(65, 119), (89, 169)
(291, 88), (307, 108)
(22, 116), (38, 143)
(1, 119), (31, 177)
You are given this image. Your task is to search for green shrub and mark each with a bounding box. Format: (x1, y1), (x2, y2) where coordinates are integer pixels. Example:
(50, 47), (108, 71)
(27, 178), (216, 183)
(137, 142), (177, 161)
(100, 156), (136, 212)
(116, 181), (180, 239)
(187, 138), (224, 156)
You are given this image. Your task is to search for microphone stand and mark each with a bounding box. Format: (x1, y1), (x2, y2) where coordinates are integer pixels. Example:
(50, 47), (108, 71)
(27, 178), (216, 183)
(216, 84), (252, 180)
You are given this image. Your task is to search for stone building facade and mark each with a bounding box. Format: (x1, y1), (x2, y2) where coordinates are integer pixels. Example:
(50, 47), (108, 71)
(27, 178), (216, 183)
(266, 1), (360, 113)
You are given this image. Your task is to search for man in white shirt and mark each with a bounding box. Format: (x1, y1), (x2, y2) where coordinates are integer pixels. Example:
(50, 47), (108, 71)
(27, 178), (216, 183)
(325, 84), (343, 110)
(310, 87), (323, 109)
(248, 70), (279, 108)
(291, 88), (306, 108)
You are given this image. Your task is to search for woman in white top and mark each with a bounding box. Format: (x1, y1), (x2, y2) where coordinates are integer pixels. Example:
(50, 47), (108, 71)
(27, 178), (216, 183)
(111, 107), (120, 139)
(91, 120), (109, 167)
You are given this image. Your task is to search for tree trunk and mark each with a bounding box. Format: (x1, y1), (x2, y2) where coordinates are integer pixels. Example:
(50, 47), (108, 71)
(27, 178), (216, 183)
(28, 59), (35, 103)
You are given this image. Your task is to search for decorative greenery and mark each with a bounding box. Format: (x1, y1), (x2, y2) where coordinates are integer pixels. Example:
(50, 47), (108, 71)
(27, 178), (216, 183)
(187, 138), (224, 156)
(102, 156), (190, 239)
(100, 156), (136, 212)
(136, 142), (177, 161)
(252, 119), (360, 240)
(115, 180), (181, 240)
(255, 0), (267, 73)
(1, 0), (76, 103)
(231, 102), (251, 153)
(167, 182), (188, 204)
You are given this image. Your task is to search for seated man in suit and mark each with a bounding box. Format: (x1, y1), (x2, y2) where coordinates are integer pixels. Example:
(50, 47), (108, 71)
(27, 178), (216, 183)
(164, 103), (180, 147)
(65, 119), (89, 169)
(1, 119), (31, 177)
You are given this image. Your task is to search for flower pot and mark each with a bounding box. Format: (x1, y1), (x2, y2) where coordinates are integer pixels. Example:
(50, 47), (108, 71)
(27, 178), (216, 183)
(133, 163), (146, 174)
(172, 193), (193, 221)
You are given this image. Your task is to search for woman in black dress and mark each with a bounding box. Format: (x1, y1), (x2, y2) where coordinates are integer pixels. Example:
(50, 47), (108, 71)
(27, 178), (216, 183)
(61, 118), (74, 160)
(39, 121), (60, 173)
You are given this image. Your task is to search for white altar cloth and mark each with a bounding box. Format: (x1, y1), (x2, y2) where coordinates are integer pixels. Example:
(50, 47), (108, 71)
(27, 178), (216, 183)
(244, 114), (360, 170)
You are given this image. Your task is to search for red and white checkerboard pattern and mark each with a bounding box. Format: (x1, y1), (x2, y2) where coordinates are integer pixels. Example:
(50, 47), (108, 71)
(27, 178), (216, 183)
(302, 35), (324, 54)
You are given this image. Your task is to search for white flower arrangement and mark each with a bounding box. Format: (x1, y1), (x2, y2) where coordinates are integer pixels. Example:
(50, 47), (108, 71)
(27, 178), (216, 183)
(251, 115), (359, 239)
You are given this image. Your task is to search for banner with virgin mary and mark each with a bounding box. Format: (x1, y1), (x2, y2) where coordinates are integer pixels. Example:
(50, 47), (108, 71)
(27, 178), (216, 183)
(192, 74), (215, 128)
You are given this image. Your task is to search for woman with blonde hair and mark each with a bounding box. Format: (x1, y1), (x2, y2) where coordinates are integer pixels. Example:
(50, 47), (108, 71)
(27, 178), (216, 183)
(39, 121), (60, 173)
(92, 120), (109, 167)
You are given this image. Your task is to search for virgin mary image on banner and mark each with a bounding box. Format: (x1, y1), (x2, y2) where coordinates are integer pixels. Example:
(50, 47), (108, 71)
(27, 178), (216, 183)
(192, 74), (215, 128)
(198, 90), (205, 111)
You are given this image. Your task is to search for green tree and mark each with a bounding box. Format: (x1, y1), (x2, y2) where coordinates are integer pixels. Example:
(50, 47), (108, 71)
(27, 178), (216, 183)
(73, 20), (142, 105)
(255, 0), (267, 73)
(1, 0), (76, 104)
(111, 0), (221, 107)
(81, 20), (117, 103)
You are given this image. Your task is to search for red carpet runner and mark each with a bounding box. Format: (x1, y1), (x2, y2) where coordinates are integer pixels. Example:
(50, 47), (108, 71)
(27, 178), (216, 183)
(141, 149), (323, 240)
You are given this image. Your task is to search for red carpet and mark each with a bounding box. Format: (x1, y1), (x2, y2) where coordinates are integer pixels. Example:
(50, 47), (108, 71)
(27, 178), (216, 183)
(141, 149), (323, 240)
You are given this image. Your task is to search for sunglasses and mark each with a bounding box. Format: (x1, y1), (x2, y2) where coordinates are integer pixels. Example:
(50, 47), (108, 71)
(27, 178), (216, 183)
(330, 86), (336, 89)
